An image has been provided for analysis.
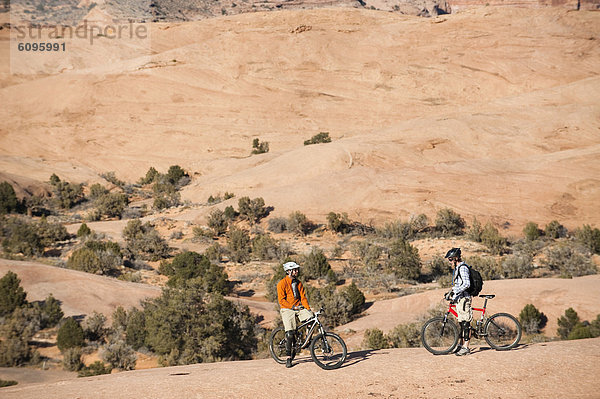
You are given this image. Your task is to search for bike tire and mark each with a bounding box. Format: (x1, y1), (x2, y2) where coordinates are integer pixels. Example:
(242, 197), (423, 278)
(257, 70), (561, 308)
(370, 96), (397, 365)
(484, 312), (522, 350)
(421, 317), (459, 355)
(269, 327), (287, 364)
(310, 332), (347, 370)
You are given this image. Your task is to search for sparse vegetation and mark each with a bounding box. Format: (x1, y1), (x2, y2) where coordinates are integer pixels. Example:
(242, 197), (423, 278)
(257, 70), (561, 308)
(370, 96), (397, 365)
(122, 219), (170, 261)
(543, 242), (596, 278)
(159, 251), (229, 294)
(227, 227), (251, 264)
(435, 208), (465, 236)
(304, 132), (331, 145)
(385, 239), (421, 281)
(49, 175), (84, 209)
(519, 304), (547, 335)
(0, 182), (21, 215)
(57, 317), (86, 352)
(251, 138), (269, 154)
(237, 196), (269, 225)
(362, 328), (389, 350)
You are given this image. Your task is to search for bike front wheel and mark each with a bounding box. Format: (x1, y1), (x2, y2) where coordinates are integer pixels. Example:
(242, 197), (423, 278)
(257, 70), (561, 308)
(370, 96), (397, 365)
(421, 317), (459, 355)
(484, 312), (522, 350)
(310, 332), (347, 370)
(269, 327), (287, 364)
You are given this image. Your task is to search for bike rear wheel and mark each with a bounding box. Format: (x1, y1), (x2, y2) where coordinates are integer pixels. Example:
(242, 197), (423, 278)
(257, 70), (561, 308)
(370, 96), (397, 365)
(310, 332), (347, 370)
(421, 317), (459, 355)
(484, 312), (522, 350)
(269, 327), (287, 364)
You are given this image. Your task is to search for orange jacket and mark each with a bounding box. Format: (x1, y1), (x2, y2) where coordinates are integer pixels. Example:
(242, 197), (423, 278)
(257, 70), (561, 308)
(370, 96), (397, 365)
(277, 276), (310, 310)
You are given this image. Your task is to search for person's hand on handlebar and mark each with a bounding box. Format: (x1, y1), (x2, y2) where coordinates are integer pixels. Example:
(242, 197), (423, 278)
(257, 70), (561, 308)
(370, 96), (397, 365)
(444, 291), (455, 302)
(292, 305), (304, 311)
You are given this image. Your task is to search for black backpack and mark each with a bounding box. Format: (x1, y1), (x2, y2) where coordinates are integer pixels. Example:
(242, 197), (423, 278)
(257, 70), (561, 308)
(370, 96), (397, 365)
(456, 264), (483, 297)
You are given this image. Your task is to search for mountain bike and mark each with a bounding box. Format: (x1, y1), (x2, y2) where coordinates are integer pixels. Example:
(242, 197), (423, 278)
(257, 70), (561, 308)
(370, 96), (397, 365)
(421, 294), (522, 355)
(269, 307), (347, 370)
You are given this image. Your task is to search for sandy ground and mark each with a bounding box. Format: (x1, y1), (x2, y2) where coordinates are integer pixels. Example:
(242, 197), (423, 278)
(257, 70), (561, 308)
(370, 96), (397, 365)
(2, 337), (600, 399)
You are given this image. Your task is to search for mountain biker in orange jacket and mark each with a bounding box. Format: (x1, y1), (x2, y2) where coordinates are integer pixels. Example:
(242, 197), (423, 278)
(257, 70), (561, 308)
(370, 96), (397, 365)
(277, 261), (313, 368)
(445, 247), (473, 356)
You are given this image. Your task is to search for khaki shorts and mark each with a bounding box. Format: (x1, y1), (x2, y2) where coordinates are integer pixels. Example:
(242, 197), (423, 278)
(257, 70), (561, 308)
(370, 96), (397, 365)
(456, 297), (473, 323)
(280, 308), (313, 331)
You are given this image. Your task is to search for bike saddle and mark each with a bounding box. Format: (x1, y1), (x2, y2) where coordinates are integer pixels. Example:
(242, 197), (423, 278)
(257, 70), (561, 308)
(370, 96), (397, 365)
(479, 294), (495, 298)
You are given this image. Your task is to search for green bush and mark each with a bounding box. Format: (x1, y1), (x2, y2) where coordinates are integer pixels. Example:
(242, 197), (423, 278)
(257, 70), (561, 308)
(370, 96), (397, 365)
(385, 239), (421, 281)
(268, 217), (288, 233)
(575, 225), (600, 255)
(88, 183), (109, 201)
(139, 167), (160, 185)
(467, 217), (483, 242)
(428, 255), (450, 280)
(95, 192), (129, 219)
(36, 216), (69, 247)
(142, 288), (257, 364)
(123, 219), (170, 261)
(152, 180), (181, 210)
(101, 333), (137, 370)
(67, 245), (121, 275)
(351, 241), (382, 272)
(557, 308), (580, 339)
(40, 294), (63, 328)
(543, 243), (596, 278)
(251, 138), (269, 154)
(0, 182), (20, 215)
(49, 176), (84, 209)
(362, 328), (389, 350)
(100, 171), (125, 188)
(327, 212), (351, 234)
(307, 284), (353, 327)
(84, 311), (108, 342)
(467, 256), (502, 280)
(78, 361), (112, 377)
(125, 308), (146, 350)
(0, 379), (18, 387)
(207, 209), (228, 236)
(434, 208), (465, 236)
(304, 132), (331, 145)
(301, 248), (334, 281)
(544, 220), (567, 239)
(166, 165), (188, 186)
(287, 211), (313, 235)
(480, 222), (508, 255)
(1, 217), (43, 256)
(0, 271), (27, 317)
(502, 253), (534, 279)
(387, 323), (421, 348)
(523, 222), (541, 242)
(205, 243), (224, 264)
(237, 197), (268, 225)
(251, 233), (280, 261)
(342, 282), (365, 316)
(57, 317), (85, 352)
(227, 227), (251, 264)
(62, 347), (84, 371)
(519, 304), (546, 334)
(159, 251), (229, 294)
(77, 223), (92, 237)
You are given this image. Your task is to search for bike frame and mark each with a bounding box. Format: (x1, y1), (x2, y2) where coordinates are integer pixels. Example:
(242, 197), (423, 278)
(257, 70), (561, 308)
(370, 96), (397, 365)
(294, 312), (326, 350)
(446, 296), (493, 337)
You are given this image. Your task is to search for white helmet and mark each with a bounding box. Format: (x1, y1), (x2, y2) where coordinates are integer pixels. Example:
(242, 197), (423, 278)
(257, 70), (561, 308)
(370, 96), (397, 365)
(283, 261), (300, 273)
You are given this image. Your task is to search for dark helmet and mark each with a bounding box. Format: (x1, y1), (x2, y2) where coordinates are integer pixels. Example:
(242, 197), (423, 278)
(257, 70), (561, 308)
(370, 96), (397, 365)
(445, 247), (461, 259)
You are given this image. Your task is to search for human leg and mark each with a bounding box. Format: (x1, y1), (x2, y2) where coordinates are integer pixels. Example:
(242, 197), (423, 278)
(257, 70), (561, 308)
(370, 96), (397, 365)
(456, 297), (473, 356)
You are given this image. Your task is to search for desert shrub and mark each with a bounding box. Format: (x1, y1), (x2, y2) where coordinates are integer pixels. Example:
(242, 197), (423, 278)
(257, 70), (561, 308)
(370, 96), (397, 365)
(224, 205), (237, 220)
(0, 336), (33, 366)
(519, 304), (546, 334)
(166, 165), (188, 186)
(0, 271), (27, 317)
(142, 288), (257, 364)
(152, 180), (181, 209)
(575, 224), (600, 255)
(543, 242), (596, 278)
(0, 379), (17, 387)
(252, 233), (280, 261)
(36, 216), (69, 247)
(227, 227), (251, 264)
(307, 285), (353, 327)
(385, 239), (421, 281)
(207, 209), (228, 236)
(78, 360), (112, 377)
(112, 306), (127, 332)
(327, 212), (351, 234)
(557, 308), (580, 339)
(77, 223), (92, 237)
(0, 305), (42, 366)
(139, 167), (160, 185)
(434, 208), (465, 236)
(50, 177), (84, 209)
(351, 241), (382, 271)
(67, 245), (121, 275)
(568, 324), (593, 340)
(125, 308), (146, 350)
(95, 192), (129, 219)
(387, 323), (421, 348)
(304, 132), (331, 145)
(100, 171), (125, 188)
(376, 220), (415, 241)
(62, 347), (84, 371)
(480, 222), (508, 255)
(0, 182), (20, 214)
(341, 282), (366, 316)
(362, 328), (389, 350)
(467, 217), (483, 242)
(523, 222), (541, 242)
(544, 220), (567, 239)
(287, 211), (313, 235)
(466, 256), (502, 280)
(40, 294), (63, 328)
(57, 317), (85, 351)
(1, 217), (43, 256)
(84, 311), (108, 342)
(205, 243), (223, 264)
(251, 138), (269, 154)
(301, 248), (334, 281)
(268, 217), (288, 233)
(237, 197), (268, 225)
(123, 219), (170, 261)
(88, 183), (109, 201)
(159, 251), (229, 294)
(428, 255), (451, 280)
(502, 253), (534, 279)
(101, 333), (137, 370)
(590, 315), (600, 338)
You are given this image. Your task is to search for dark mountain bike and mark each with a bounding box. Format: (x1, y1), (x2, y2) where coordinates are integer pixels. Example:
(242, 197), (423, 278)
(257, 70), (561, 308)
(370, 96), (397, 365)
(269, 307), (347, 370)
(421, 294), (522, 355)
